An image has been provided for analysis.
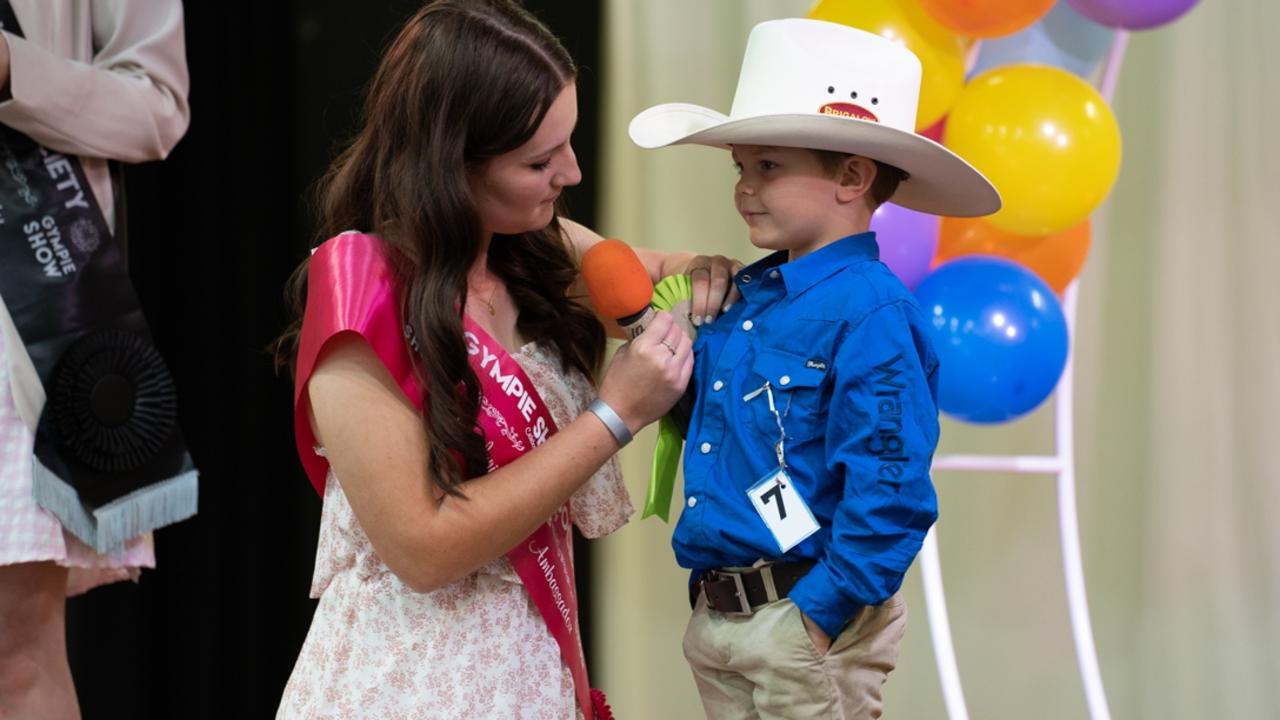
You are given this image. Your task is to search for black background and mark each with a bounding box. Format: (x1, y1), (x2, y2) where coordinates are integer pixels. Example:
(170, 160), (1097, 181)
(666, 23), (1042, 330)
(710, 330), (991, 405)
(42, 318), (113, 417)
(64, 2), (604, 717)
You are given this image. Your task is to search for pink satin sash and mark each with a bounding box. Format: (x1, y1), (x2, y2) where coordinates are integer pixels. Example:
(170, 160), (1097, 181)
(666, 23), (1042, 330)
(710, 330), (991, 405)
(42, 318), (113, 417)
(294, 232), (600, 719)
(464, 320), (594, 719)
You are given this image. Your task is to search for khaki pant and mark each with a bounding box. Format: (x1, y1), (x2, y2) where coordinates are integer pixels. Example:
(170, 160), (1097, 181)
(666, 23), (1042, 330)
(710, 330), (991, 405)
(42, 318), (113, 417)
(682, 592), (907, 719)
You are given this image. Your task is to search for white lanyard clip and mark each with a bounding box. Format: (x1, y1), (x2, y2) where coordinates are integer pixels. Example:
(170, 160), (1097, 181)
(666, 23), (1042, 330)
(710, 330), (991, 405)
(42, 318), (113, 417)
(744, 381), (787, 471)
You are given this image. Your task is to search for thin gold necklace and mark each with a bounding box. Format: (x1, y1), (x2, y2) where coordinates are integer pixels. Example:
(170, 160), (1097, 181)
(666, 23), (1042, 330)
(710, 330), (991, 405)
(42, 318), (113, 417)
(470, 269), (498, 316)
(476, 287), (496, 315)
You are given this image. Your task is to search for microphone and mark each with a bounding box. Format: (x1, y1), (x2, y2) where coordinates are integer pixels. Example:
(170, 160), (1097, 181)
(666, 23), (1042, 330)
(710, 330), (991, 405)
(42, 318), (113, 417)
(581, 238), (655, 339)
(581, 238), (695, 437)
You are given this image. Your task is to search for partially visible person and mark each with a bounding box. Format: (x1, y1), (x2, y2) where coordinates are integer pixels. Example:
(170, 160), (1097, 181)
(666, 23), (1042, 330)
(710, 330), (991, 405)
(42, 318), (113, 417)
(629, 18), (1000, 719)
(274, 2), (736, 718)
(0, 2), (190, 719)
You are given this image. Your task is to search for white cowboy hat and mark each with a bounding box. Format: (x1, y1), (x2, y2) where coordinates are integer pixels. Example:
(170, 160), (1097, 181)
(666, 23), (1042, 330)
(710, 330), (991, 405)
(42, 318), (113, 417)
(629, 18), (1000, 217)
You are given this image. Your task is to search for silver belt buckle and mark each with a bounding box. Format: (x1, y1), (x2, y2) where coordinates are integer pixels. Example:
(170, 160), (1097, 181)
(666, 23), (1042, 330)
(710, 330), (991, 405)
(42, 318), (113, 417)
(711, 570), (754, 615)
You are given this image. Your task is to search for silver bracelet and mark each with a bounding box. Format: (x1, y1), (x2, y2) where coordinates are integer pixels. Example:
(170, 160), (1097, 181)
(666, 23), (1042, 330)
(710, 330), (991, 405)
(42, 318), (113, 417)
(587, 398), (633, 448)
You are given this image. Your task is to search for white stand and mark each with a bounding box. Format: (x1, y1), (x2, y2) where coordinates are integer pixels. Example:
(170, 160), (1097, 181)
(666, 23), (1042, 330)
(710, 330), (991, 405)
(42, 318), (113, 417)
(921, 30), (1130, 720)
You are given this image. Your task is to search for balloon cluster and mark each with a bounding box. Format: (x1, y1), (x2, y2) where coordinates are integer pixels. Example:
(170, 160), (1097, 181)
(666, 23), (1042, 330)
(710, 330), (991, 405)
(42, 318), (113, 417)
(812, 0), (1199, 423)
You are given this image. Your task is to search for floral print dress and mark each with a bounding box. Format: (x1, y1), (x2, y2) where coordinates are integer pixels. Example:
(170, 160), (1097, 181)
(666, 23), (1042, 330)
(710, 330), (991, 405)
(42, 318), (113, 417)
(277, 342), (633, 719)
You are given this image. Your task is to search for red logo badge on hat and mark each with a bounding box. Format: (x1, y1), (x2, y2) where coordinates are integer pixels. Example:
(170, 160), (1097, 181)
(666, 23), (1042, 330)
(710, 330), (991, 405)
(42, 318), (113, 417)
(818, 102), (878, 122)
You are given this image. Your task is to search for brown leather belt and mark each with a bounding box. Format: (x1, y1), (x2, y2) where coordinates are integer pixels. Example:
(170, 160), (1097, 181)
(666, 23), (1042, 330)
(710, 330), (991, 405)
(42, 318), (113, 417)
(696, 560), (815, 615)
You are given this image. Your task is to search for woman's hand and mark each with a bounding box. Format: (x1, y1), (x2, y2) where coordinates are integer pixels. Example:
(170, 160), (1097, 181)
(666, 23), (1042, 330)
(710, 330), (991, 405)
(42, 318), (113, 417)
(681, 254), (745, 327)
(597, 311), (693, 433)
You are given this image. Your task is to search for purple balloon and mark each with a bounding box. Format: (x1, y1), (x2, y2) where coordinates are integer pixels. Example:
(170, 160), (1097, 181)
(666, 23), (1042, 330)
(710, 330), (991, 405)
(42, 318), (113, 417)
(870, 203), (939, 291)
(1066, 0), (1200, 30)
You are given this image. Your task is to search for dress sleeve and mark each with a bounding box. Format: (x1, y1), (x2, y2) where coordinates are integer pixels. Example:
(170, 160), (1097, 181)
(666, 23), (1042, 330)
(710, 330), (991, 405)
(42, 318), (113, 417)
(294, 234), (422, 495)
(0, 0), (190, 161)
(570, 454), (633, 538)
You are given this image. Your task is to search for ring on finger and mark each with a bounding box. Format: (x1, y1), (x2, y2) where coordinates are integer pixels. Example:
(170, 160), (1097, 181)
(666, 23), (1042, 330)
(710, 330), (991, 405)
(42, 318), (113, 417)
(660, 340), (677, 356)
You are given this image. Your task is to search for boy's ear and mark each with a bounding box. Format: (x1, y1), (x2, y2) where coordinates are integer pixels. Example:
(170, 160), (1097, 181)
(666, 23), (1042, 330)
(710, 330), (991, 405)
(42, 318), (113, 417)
(836, 155), (877, 204)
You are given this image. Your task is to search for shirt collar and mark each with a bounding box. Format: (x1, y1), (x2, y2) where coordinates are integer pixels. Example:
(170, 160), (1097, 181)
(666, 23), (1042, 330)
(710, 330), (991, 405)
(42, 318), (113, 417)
(734, 232), (880, 298)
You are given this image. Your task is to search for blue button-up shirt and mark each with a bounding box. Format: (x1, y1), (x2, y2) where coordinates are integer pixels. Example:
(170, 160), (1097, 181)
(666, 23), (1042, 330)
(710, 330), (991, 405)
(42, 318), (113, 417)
(674, 232), (941, 638)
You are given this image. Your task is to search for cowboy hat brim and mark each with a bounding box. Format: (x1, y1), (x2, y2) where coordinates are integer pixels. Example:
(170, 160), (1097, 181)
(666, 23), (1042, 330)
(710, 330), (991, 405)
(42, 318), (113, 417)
(630, 103), (1001, 218)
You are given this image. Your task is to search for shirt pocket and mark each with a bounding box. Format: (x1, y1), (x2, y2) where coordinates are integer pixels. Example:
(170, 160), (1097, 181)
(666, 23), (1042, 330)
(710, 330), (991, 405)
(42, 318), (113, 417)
(744, 346), (828, 444)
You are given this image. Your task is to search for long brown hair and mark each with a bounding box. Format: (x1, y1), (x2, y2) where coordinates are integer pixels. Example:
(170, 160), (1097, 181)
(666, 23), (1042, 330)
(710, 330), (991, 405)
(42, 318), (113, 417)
(278, 0), (605, 497)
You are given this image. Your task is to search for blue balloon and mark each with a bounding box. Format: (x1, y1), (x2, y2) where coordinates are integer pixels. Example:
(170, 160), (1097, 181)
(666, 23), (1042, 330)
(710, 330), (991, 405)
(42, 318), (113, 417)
(914, 258), (1069, 424)
(969, 2), (1114, 80)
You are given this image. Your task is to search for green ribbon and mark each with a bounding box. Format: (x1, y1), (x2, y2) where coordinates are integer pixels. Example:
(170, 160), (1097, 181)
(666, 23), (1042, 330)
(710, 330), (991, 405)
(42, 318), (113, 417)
(642, 274), (694, 522)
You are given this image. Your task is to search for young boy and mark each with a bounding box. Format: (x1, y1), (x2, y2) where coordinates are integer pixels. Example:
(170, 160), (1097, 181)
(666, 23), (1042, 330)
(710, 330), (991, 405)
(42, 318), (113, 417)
(629, 19), (1000, 718)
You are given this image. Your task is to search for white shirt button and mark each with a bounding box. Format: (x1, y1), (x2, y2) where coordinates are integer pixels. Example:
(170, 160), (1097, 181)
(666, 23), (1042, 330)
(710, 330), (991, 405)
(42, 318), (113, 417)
(742, 320), (754, 331)
(687, 496), (698, 508)
(700, 442), (712, 454)
(769, 270), (780, 279)
(779, 375), (791, 386)
(712, 380), (724, 391)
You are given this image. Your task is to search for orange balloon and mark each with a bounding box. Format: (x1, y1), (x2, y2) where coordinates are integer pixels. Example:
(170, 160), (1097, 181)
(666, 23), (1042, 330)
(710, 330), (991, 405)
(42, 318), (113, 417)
(919, 0), (1055, 38)
(934, 217), (1092, 293)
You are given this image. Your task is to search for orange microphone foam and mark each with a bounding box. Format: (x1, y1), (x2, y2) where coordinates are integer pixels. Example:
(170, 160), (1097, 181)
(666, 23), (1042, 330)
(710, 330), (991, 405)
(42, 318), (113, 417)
(581, 238), (654, 321)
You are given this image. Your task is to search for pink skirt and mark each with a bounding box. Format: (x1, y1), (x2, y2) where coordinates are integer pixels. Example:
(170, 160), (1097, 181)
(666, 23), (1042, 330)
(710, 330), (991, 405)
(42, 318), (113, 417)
(0, 328), (154, 596)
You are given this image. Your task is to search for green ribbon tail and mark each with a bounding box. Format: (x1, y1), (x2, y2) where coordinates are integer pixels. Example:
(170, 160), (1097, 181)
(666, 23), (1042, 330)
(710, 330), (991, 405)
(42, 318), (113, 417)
(643, 414), (682, 522)
(644, 273), (694, 523)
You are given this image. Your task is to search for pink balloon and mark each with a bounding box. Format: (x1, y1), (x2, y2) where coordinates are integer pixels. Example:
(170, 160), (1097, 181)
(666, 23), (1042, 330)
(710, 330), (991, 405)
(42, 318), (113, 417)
(870, 203), (940, 291)
(919, 116), (947, 143)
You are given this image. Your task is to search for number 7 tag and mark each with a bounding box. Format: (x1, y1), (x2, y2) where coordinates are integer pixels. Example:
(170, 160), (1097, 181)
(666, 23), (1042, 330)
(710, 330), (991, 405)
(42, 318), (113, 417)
(747, 469), (820, 553)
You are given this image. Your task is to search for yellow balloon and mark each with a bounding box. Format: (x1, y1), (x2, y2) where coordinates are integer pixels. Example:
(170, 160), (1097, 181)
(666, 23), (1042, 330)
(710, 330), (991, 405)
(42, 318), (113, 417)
(944, 64), (1122, 235)
(808, 0), (966, 130)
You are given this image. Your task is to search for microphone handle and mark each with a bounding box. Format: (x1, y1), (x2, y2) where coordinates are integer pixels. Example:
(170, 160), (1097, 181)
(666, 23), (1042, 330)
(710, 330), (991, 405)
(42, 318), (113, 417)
(616, 305), (655, 340)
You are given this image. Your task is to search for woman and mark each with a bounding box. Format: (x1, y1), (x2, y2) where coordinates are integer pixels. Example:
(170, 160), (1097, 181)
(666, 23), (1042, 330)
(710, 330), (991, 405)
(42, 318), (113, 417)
(0, 3), (190, 719)
(275, 2), (737, 717)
